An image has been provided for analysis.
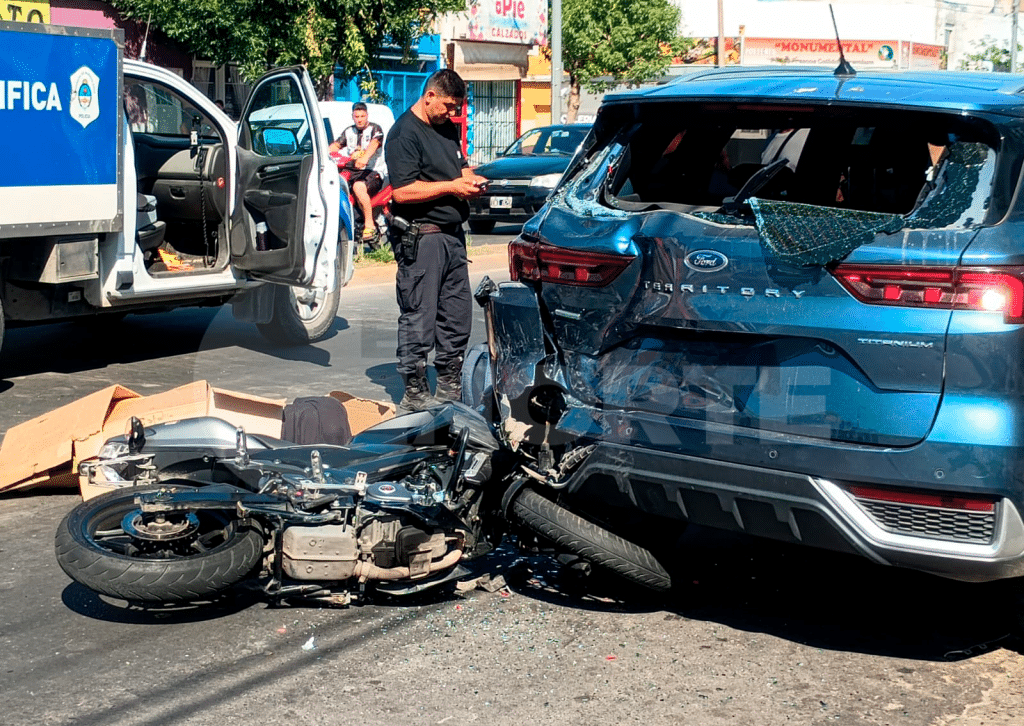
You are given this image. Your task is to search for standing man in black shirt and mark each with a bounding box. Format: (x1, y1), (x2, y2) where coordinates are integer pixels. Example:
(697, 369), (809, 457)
(385, 69), (487, 411)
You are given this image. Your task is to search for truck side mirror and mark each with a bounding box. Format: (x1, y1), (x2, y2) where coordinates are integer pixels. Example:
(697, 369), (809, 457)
(258, 127), (299, 156)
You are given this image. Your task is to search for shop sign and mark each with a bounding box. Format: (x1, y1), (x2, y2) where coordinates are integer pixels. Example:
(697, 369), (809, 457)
(0, 1), (50, 23)
(455, 0), (547, 46)
(742, 37), (943, 69)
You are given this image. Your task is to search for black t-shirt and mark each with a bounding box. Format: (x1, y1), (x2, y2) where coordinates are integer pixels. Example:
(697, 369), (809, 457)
(385, 109), (468, 226)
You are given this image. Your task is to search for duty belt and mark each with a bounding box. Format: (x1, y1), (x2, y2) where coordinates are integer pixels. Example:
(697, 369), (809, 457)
(417, 223), (462, 235)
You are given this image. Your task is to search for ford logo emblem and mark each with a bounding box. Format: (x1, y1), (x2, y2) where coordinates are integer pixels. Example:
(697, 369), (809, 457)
(684, 250), (729, 272)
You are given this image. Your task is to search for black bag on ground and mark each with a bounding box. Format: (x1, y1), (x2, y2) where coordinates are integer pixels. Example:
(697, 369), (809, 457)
(281, 396), (352, 445)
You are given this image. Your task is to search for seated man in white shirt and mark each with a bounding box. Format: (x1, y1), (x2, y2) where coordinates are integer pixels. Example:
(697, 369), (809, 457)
(330, 102), (387, 241)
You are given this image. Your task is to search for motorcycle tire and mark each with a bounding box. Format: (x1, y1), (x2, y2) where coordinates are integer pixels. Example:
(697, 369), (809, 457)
(55, 486), (264, 603)
(511, 488), (672, 593)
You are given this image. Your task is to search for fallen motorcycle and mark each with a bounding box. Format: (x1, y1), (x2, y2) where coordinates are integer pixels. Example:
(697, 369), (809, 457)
(56, 403), (670, 606)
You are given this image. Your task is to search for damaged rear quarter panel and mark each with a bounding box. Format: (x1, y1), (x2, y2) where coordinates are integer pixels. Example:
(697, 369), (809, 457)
(486, 282), (547, 402)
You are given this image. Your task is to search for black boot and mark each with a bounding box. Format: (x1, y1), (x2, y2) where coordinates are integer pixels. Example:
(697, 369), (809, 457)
(434, 357), (463, 403)
(400, 363), (438, 411)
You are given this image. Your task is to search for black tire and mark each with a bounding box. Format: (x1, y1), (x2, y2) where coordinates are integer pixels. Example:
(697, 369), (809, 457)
(511, 488), (671, 592)
(468, 219), (496, 235)
(256, 235), (345, 345)
(55, 486), (264, 603)
(0, 293), (5, 358)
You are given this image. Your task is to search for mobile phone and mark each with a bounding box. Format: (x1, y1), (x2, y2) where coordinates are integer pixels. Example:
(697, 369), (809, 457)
(476, 180), (490, 190)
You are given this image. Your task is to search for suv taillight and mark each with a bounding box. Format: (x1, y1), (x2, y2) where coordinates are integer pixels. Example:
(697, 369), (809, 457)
(509, 239), (634, 287)
(833, 265), (1024, 324)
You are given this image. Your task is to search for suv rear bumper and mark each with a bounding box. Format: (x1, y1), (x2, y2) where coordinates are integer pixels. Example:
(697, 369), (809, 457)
(564, 442), (1024, 582)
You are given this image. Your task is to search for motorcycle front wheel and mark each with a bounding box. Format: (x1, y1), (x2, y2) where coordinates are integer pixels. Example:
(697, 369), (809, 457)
(511, 488), (672, 593)
(55, 486), (264, 603)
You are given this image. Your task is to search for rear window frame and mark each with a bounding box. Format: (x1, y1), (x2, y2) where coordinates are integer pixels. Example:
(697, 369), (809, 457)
(561, 100), (1019, 227)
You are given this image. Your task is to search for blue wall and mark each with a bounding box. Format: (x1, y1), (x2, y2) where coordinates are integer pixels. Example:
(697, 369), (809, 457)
(334, 35), (441, 120)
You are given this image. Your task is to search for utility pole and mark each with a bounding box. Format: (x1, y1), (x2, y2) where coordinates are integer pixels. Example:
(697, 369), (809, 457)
(717, 0), (725, 67)
(1012, 0), (1019, 73)
(551, 0), (563, 124)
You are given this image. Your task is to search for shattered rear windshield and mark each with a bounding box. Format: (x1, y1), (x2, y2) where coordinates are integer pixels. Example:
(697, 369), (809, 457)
(559, 104), (1012, 265)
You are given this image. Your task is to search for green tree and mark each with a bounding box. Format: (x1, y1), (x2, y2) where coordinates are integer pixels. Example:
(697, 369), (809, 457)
(958, 36), (1022, 72)
(560, 0), (687, 122)
(112, 0), (464, 99)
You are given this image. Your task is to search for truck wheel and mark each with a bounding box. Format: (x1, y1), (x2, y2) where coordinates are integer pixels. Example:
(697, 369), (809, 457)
(256, 248), (341, 346)
(0, 294), (5, 358)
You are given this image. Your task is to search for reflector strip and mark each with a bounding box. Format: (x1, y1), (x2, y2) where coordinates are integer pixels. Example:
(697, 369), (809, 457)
(848, 484), (996, 512)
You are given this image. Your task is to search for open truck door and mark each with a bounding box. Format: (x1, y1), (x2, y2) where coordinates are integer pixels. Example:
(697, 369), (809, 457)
(230, 66), (344, 344)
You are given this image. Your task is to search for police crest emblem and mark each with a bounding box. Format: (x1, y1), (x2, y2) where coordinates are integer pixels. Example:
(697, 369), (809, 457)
(70, 66), (100, 128)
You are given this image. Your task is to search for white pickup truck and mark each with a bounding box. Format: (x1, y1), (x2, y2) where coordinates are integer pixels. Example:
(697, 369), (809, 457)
(0, 21), (353, 356)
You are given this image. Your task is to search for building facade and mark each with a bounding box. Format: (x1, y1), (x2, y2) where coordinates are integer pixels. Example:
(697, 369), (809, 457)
(674, 0), (1017, 72)
(443, 0), (548, 164)
(333, 35), (442, 123)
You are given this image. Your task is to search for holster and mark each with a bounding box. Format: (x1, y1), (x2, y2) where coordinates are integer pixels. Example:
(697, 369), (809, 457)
(389, 216), (421, 263)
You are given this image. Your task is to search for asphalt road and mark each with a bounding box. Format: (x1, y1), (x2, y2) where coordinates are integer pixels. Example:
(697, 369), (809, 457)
(1, 225), (1023, 726)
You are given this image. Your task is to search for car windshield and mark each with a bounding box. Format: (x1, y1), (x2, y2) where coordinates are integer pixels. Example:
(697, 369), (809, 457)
(504, 127), (587, 157)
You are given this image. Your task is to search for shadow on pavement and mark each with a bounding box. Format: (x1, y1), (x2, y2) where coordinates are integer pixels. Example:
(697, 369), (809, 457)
(382, 530), (1024, 663)
(638, 525), (1022, 663)
(54, 594), (424, 726)
(61, 582), (263, 625)
(364, 362), (406, 406)
(52, 521), (1024, 665)
(0, 308), (350, 379)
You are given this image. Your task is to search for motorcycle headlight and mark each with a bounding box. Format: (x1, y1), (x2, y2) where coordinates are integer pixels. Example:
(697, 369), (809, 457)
(94, 440), (132, 483)
(98, 440), (130, 461)
(530, 173), (562, 189)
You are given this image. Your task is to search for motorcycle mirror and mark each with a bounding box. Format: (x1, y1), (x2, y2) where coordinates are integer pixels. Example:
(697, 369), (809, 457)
(127, 416), (146, 454)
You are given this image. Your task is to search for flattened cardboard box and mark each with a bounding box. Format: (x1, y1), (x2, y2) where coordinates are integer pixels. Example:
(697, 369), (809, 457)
(0, 381), (287, 495)
(328, 390), (395, 435)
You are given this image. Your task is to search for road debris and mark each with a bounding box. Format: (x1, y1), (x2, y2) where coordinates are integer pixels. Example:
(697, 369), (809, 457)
(455, 573), (508, 594)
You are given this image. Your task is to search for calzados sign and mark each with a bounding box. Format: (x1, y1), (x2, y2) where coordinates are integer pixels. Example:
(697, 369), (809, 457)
(1, 1), (51, 23)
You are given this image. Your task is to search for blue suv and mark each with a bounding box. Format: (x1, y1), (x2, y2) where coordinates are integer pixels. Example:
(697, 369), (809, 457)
(472, 67), (1024, 587)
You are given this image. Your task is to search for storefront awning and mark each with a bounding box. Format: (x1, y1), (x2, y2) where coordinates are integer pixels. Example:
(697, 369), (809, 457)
(453, 41), (528, 81)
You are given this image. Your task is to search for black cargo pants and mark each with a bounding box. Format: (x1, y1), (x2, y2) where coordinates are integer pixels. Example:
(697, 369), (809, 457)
(394, 226), (471, 377)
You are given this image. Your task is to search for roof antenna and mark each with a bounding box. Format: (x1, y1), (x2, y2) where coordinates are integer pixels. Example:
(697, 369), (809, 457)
(830, 4), (856, 77)
(139, 11), (152, 62)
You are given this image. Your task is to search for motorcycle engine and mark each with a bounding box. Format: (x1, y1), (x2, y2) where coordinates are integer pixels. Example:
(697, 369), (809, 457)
(280, 479), (452, 582)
